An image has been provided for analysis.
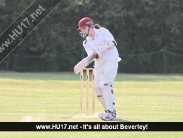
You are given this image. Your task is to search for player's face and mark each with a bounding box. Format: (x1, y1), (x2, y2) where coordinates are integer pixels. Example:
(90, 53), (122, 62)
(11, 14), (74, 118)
(80, 26), (89, 35)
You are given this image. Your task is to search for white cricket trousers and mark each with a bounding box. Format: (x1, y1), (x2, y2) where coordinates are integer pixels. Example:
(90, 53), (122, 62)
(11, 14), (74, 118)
(95, 58), (118, 87)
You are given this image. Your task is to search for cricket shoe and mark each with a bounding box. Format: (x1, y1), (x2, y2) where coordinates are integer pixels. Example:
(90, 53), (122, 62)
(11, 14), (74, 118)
(98, 110), (107, 118)
(99, 110), (116, 118)
(99, 110), (116, 121)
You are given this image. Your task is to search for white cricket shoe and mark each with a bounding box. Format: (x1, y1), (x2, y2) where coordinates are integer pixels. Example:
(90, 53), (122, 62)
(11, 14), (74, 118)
(99, 110), (116, 121)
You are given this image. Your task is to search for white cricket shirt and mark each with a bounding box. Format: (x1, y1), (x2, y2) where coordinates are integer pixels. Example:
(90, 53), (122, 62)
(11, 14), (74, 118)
(83, 28), (120, 65)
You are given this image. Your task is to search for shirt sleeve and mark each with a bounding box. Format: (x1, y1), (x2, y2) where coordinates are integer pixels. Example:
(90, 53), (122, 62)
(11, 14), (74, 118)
(83, 40), (94, 56)
(103, 28), (117, 46)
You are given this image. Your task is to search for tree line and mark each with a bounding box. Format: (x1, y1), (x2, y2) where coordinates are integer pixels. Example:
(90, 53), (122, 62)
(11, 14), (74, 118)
(0, 0), (183, 73)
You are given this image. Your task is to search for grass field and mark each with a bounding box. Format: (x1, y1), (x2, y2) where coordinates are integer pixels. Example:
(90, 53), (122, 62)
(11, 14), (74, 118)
(0, 72), (183, 138)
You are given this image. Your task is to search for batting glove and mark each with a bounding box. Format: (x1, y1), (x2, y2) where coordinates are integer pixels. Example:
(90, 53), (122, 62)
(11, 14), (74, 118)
(98, 42), (115, 53)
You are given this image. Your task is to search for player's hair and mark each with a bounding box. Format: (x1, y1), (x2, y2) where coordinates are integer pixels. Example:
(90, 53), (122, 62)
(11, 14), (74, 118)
(94, 24), (101, 29)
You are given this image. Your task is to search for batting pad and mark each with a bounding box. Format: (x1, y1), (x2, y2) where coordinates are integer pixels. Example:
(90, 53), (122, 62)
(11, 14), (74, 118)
(111, 88), (116, 111)
(100, 74), (115, 112)
(94, 87), (107, 110)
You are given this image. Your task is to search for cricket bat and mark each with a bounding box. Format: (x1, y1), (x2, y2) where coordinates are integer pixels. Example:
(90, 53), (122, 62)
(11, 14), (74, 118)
(74, 54), (96, 74)
(74, 57), (91, 74)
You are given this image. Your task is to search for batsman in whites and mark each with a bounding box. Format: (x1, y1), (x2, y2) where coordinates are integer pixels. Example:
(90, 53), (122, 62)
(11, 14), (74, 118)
(75, 17), (121, 121)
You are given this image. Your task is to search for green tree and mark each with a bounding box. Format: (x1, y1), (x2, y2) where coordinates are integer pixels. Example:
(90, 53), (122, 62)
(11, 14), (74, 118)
(0, 0), (183, 73)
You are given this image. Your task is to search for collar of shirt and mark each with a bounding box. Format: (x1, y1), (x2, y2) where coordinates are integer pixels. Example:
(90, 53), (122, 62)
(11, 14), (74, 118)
(87, 29), (99, 40)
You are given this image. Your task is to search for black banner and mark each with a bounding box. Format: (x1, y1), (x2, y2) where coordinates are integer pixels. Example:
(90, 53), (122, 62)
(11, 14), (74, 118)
(0, 122), (183, 131)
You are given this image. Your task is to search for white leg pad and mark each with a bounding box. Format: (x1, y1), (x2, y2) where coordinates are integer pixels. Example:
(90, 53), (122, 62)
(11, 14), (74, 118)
(100, 74), (115, 112)
(111, 87), (116, 111)
(94, 87), (107, 110)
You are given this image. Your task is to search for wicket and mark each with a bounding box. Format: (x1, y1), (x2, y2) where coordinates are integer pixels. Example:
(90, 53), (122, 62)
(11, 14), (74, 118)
(80, 68), (95, 115)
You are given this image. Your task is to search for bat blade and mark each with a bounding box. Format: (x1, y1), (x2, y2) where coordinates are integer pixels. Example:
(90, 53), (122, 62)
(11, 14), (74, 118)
(74, 57), (89, 74)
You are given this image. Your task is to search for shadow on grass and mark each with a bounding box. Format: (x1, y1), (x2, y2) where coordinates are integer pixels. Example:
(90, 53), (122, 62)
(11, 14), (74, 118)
(1, 72), (183, 82)
(0, 72), (79, 81)
(115, 118), (130, 122)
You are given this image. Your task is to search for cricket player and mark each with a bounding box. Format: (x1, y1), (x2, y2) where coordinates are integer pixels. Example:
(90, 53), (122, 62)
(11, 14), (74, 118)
(77, 17), (121, 121)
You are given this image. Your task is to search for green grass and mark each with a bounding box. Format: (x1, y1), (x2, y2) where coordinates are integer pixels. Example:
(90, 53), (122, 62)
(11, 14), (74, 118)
(0, 72), (183, 137)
